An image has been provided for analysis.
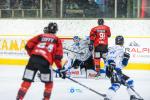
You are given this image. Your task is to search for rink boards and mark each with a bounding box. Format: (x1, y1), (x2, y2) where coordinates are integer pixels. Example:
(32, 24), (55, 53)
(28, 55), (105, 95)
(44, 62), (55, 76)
(0, 35), (150, 70)
(0, 58), (149, 70)
(0, 19), (150, 70)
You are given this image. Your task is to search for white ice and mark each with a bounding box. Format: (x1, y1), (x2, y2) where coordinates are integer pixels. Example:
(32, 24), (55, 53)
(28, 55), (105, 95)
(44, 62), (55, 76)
(0, 65), (150, 100)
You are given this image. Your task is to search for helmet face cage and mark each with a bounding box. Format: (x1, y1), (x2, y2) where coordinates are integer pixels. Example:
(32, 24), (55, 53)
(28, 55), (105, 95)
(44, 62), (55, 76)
(115, 35), (124, 45)
(48, 22), (58, 34)
(98, 18), (104, 25)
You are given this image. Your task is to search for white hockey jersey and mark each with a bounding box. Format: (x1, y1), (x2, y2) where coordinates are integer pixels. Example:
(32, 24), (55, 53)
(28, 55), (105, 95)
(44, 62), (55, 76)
(106, 45), (125, 69)
(63, 39), (93, 78)
(71, 40), (92, 61)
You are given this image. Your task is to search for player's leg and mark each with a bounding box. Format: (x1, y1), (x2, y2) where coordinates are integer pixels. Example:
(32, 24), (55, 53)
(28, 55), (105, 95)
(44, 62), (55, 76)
(94, 50), (104, 78)
(37, 58), (53, 100)
(121, 74), (136, 100)
(79, 61), (86, 75)
(83, 56), (95, 78)
(40, 69), (53, 100)
(126, 79), (136, 100)
(94, 47), (101, 72)
(101, 50), (107, 63)
(105, 83), (121, 100)
(16, 81), (32, 100)
(44, 82), (53, 100)
(104, 73), (121, 100)
(72, 60), (81, 69)
(16, 56), (38, 99)
(84, 55), (95, 70)
(94, 45), (108, 73)
(98, 51), (108, 78)
(101, 44), (108, 70)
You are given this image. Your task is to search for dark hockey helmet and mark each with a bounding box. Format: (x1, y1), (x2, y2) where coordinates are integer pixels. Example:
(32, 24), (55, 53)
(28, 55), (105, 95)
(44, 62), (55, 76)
(98, 18), (104, 25)
(73, 36), (80, 42)
(115, 35), (124, 45)
(47, 22), (58, 34)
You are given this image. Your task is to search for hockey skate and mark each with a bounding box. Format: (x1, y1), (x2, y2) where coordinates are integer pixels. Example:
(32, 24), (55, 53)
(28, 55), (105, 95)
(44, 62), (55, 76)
(130, 95), (137, 100)
(104, 97), (110, 100)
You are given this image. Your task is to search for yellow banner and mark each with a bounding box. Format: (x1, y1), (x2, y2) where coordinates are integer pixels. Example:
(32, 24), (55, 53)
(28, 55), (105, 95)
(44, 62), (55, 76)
(0, 58), (150, 70)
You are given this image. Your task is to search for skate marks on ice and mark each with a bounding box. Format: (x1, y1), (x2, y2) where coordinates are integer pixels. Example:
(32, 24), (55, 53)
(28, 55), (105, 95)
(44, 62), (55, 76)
(0, 66), (150, 100)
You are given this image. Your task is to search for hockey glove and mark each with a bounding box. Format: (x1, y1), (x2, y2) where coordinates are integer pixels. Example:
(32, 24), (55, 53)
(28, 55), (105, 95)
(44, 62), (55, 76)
(89, 40), (94, 51)
(89, 44), (93, 51)
(122, 52), (130, 66)
(58, 68), (66, 79)
(106, 60), (116, 78)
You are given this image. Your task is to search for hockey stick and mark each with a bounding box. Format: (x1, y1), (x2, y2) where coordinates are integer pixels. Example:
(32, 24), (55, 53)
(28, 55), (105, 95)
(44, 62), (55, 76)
(53, 69), (106, 97)
(63, 48), (84, 54)
(129, 87), (144, 100)
(66, 76), (106, 98)
(55, 55), (77, 78)
(117, 74), (144, 100)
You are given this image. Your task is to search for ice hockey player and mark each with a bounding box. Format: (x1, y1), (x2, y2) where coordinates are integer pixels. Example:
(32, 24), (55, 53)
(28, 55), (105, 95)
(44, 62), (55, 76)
(16, 22), (66, 100)
(73, 36), (95, 70)
(63, 36), (95, 78)
(89, 18), (111, 77)
(104, 35), (136, 100)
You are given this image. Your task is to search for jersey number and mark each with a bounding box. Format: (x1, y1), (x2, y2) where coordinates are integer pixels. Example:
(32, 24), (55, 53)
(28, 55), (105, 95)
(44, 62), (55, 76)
(99, 33), (105, 40)
(99, 33), (105, 43)
(37, 43), (54, 52)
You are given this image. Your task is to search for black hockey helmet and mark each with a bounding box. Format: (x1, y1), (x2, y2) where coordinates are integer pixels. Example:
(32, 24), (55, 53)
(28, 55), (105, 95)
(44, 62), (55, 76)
(115, 35), (124, 45)
(47, 22), (58, 34)
(98, 18), (104, 25)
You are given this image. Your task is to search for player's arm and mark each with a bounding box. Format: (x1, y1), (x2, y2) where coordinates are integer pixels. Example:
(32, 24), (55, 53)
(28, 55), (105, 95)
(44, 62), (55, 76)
(89, 28), (95, 51)
(54, 38), (63, 69)
(122, 52), (130, 66)
(107, 26), (111, 37)
(106, 59), (116, 78)
(111, 51), (130, 76)
(54, 38), (66, 79)
(25, 34), (41, 56)
(90, 28), (96, 42)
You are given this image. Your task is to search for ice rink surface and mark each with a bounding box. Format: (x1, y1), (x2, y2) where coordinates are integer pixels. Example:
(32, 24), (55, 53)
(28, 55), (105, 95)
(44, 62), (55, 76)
(0, 65), (150, 100)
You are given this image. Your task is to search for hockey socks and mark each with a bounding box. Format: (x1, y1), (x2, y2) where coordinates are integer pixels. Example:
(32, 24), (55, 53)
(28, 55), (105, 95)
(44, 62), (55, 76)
(43, 82), (53, 100)
(16, 81), (31, 100)
(94, 58), (100, 72)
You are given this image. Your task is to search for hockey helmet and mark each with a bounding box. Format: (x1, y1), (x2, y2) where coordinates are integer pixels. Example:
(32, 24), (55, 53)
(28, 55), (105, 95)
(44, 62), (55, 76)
(47, 22), (58, 34)
(98, 18), (104, 25)
(115, 35), (124, 45)
(73, 36), (80, 42)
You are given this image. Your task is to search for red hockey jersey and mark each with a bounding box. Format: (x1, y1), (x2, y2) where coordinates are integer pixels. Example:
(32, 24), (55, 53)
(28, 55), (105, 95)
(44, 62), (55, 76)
(25, 33), (63, 69)
(90, 25), (111, 47)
